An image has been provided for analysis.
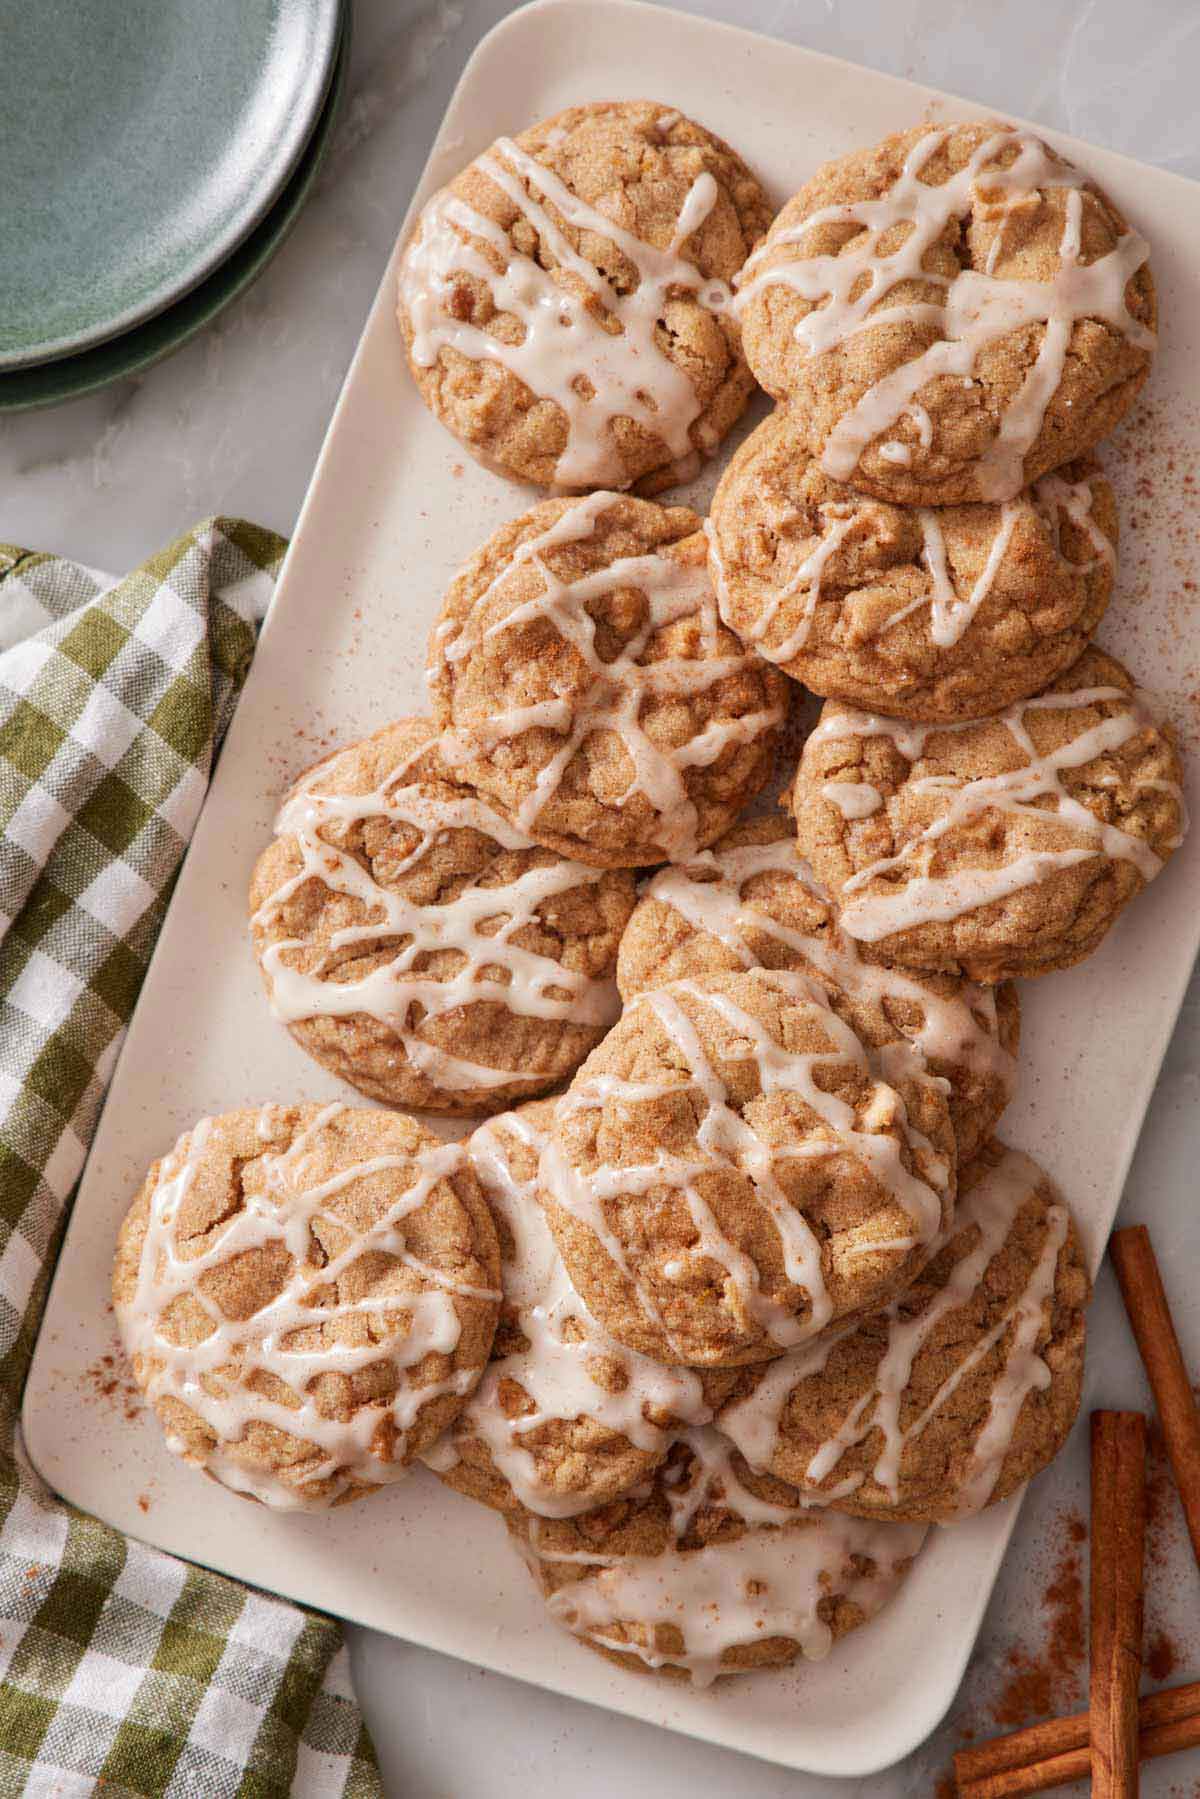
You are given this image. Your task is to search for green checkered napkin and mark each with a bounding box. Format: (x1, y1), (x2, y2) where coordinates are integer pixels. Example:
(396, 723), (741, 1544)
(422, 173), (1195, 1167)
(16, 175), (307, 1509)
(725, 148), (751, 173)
(0, 523), (381, 1798)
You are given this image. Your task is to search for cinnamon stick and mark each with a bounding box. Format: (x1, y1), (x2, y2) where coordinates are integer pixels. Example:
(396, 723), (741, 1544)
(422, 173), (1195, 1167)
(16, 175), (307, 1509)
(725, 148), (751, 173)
(1110, 1224), (1200, 1571)
(954, 1678), (1200, 1797)
(1089, 1410), (1147, 1798)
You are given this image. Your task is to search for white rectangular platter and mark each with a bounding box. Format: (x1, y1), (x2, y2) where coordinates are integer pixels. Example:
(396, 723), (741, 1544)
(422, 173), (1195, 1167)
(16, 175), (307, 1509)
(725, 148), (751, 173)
(23, 0), (1200, 1778)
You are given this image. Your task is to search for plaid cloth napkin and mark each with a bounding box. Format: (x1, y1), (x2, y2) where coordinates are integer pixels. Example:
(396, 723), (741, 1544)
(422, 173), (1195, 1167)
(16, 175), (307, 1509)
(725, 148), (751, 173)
(0, 522), (381, 1798)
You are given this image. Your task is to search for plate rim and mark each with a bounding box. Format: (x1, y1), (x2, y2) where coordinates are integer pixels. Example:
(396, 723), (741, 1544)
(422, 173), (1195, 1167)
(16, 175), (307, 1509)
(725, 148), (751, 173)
(21, 0), (1200, 1778)
(0, 9), (349, 415)
(0, 0), (343, 372)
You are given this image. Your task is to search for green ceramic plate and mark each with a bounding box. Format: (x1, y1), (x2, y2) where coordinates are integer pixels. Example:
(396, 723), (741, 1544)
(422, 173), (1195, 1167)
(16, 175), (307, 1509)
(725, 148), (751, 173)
(0, 12), (348, 413)
(0, 0), (342, 370)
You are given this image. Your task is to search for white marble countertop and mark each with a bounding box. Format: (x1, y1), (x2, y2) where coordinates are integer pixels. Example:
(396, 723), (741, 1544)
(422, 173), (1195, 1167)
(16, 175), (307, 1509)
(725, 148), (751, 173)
(5, 1), (1200, 1792)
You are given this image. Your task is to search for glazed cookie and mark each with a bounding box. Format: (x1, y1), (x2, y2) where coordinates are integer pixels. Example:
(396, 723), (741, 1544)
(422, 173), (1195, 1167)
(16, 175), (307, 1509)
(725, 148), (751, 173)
(707, 412), (1117, 719)
(249, 716), (636, 1114)
(717, 1141), (1089, 1522)
(790, 647), (1187, 981)
(398, 100), (773, 493)
(423, 1100), (715, 1517)
(616, 816), (1019, 1162)
(113, 1103), (501, 1509)
(511, 1424), (926, 1683)
(428, 494), (789, 867)
(734, 122), (1155, 504)
(540, 967), (957, 1369)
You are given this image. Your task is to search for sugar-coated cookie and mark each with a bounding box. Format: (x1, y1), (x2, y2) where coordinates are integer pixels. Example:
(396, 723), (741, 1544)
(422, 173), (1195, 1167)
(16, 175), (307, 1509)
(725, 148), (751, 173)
(789, 646), (1186, 981)
(708, 412), (1116, 720)
(511, 1425), (926, 1682)
(398, 101), (773, 493)
(540, 968), (956, 1368)
(735, 123), (1155, 504)
(717, 1141), (1089, 1521)
(616, 816), (1018, 1161)
(428, 494), (789, 866)
(249, 716), (635, 1113)
(113, 1103), (501, 1508)
(424, 1100), (716, 1517)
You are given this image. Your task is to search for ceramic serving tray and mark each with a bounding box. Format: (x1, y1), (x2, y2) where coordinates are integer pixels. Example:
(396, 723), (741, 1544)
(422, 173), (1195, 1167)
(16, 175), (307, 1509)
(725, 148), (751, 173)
(23, 0), (1200, 1776)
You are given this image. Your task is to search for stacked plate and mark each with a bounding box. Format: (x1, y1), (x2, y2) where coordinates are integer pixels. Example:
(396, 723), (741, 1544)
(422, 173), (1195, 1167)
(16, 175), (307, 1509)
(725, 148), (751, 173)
(0, 0), (346, 411)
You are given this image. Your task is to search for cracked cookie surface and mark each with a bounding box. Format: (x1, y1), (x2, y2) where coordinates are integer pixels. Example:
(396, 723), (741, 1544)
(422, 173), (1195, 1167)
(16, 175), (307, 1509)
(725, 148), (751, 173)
(511, 1425), (925, 1682)
(113, 1103), (501, 1508)
(428, 494), (789, 867)
(708, 414), (1117, 720)
(735, 122), (1155, 504)
(424, 1099), (717, 1517)
(249, 715), (636, 1113)
(540, 967), (956, 1369)
(789, 646), (1186, 981)
(398, 100), (773, 493)
(616, 815), (1019, 1162)
(715, 1140), (1089, 1522)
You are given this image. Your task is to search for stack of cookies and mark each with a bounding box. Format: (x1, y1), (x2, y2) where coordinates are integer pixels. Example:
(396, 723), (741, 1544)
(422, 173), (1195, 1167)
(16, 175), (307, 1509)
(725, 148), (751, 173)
(712, 120), (1182, 982)
(111, 103), (1188, 1689)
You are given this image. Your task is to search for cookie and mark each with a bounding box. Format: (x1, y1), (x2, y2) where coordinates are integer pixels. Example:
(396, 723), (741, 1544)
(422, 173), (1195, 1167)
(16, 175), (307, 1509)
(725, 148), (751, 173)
(789, 646), (1187, 981)
(707, 412), (1117, 719)
(249, 716), (636, 1114)
(717, 1141), (1089, 1521)
(511, 1425), (926, 1683)
(428, 494), (789, 867)
(113, 1103), (501, 1509)
(540, 968), (956, 1369)
(735, 122), (1156, 504)
(616, 816), (1019, 1161)
(397, 101), (773, 493)
(423, 1100), (715, 1517)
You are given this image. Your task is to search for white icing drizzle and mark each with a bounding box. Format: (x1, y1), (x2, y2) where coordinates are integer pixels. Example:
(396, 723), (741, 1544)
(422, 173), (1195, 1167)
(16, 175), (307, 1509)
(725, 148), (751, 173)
(116, 1105), (500, 1510)
(720, 1147), (1072, 1517)
(707, 505), (870, 663)
(662, 1425), (812, 1531)
(438, 493), (784, 859)
(822, 780), (883, 819)
(908, 403), (934, 448)
(913, 501), (1021, 647)
(532, 1426), (925, 1683)
(430, 1108), (710, 1517)
(736, 127), (1154, 498)
(252, 734), (621, 1094)
(880, 403), (934, 465)
(1032, 467), (1118, 571)
(709, 461), (1113, 664)
(540, 971), (949, 1358)
(400, 135), (730, 487)
(639, 834), (1015, 1089)
(809, 685), (1178, 941)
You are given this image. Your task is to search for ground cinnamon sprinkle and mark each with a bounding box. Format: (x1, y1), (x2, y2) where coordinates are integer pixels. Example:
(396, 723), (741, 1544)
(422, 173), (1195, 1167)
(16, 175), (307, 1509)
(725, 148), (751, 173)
(1105, 393), (1200, 748)
(1147, 1629), (1179, 1684)
(81, 1348), (142, 1424)
(1136, 1416), (1193, 1696)
(1145, 1415), (1183, 1568)
(930, 1423), (1200, 1789)
(988, 1508), (1088, 1729)
(928, 1507), (1090, 1789)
